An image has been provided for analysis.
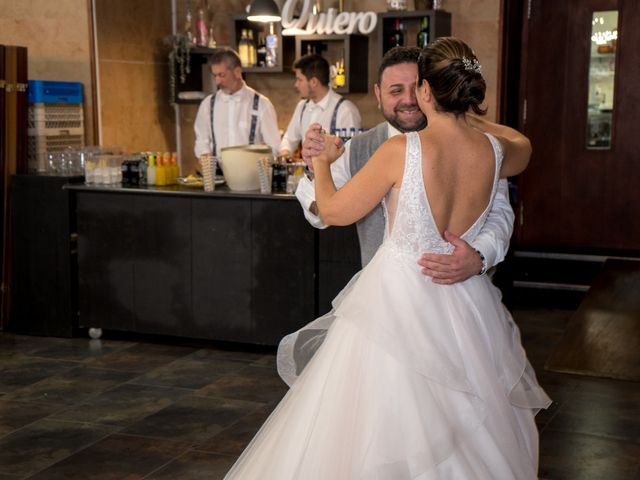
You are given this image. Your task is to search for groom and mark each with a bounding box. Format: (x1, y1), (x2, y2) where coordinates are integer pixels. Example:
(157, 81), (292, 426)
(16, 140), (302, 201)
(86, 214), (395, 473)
(295, 47), (517, 283)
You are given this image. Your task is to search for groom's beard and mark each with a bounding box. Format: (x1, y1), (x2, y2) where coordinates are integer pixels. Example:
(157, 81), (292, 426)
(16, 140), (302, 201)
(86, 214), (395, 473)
(384, 101), (427, 133)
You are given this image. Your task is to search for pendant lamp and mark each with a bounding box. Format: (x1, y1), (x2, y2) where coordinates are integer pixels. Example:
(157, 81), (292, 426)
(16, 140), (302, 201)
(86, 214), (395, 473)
(247, 0), (281, 22)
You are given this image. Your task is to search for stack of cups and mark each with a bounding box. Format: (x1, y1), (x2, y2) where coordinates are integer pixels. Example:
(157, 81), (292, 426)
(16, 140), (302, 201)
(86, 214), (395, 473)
(200, 153), (216, 192)
(257, 156), (272, 194)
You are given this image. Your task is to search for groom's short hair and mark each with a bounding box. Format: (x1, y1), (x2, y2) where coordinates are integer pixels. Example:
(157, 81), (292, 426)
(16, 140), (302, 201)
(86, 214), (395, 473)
(377, 47), (422, 84)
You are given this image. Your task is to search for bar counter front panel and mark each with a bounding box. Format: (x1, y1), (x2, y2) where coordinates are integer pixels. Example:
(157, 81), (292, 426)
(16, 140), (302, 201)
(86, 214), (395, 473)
(67, 184), (360, 345)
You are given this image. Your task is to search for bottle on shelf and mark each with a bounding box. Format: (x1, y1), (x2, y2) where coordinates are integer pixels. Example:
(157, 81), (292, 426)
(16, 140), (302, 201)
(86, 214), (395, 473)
(335, 58), (346, 88)
(256, 32), (267, 67)
(184, 9), (195, 45)
(266, 22), (278, 68)
(389, 18), (405, 49)
(248, 29), (257, 67)
(196, 3), (209, 47)
(417, 16), (430, 48)
(239, 29), (250, 67)
(208, 27), (217, 48)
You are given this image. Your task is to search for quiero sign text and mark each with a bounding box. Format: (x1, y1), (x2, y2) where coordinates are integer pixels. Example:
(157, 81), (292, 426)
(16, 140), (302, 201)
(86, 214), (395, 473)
(281, 0), (377, 35)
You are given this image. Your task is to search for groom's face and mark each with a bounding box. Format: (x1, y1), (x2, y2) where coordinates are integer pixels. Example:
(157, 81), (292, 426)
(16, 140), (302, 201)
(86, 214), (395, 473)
(374, 63), (427, 133)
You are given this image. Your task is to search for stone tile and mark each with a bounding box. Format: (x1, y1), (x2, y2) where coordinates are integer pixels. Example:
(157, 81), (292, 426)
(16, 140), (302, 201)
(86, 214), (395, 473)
(2, 366), (139, 406)
(546, 389), (640, 442)
(27, 338), (133, 362)
(27, 434), (189, 480)
(0, 473), (22, 480)
(196, 403), (274, 456)
(129, 351), (248, 390)
(189, 347), (273, 365)
(0, 355), (77, 394)
(196, 365), (288, 404)
(0, 419), (115, 477)
(539, 430), (640, 480)
(51, 383), (189, 427)
(122, 395), (262, 443)
(146, 450), (236, 479)
(0, 399), (64, 437)
(0, 334), (70, 357)
(86, 343), (197, 373)
(251, 353), (277, 368)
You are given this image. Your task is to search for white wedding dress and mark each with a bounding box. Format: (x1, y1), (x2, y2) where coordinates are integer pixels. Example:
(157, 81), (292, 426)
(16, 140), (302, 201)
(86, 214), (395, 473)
(225, 132), (551, 479)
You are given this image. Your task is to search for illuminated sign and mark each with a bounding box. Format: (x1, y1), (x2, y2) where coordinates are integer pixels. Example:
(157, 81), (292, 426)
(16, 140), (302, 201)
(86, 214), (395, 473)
(281, 0), (377, 35)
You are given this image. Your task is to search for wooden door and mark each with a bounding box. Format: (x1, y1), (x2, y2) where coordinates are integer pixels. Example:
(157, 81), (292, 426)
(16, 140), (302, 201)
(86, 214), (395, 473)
(516, 0), (640, 253)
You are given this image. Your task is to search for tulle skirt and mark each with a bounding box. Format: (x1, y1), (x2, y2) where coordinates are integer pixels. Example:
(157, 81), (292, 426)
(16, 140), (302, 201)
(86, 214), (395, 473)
(225, 243), (551, 479)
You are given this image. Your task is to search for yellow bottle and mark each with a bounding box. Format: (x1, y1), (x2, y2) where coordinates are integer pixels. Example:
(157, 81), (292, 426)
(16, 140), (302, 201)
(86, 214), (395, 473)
(156, 153), (167, 186)
(170, 152), (179, 184)
(163, 152), (173, 184)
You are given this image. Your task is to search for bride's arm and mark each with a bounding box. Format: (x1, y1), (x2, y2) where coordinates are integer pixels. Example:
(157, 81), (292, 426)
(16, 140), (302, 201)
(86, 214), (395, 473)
(467, 115), (532, 177)
(312, 135), (404, 227)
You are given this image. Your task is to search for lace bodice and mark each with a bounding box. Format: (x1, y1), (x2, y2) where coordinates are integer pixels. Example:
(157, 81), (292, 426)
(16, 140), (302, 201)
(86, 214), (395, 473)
(383, 131), (503, 257)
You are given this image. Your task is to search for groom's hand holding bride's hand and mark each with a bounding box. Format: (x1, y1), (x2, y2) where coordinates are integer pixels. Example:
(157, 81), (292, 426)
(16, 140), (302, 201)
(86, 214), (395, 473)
(312, 134), (344, 165)
(417, 230), (483, 284)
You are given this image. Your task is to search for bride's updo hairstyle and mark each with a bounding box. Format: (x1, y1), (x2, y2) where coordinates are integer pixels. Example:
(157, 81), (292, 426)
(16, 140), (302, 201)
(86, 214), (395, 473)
(418, 37), (487, 116)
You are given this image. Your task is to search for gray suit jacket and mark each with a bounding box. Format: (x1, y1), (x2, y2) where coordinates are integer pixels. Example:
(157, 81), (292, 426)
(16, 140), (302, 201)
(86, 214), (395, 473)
(349, 122), (389, 267)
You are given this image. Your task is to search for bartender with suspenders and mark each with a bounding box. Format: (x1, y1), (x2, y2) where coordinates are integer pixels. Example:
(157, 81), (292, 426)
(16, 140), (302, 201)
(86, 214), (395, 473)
(279, 54), (361, 156)
(194, 48), (280, 160)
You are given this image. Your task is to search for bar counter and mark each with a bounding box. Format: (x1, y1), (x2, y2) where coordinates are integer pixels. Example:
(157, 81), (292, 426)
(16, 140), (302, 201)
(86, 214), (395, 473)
(59, 182), (360, 345)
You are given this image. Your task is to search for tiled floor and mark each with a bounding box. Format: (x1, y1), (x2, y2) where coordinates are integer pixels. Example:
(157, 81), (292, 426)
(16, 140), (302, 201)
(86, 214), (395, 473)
(1, 308), (639, 479)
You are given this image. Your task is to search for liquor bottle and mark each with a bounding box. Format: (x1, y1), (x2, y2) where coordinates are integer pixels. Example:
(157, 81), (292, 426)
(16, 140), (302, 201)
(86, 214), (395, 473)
(208, 27), (217, 48)
(184, 9), (195, 45)
(256, 32), (267, 67)
(239, 29), (250, 67)
(389, 18), (404, 48)
(196, 4), (209, 47)
(417, 16), (430, 48)
(248, 30), (257, 67)
(266, 22), (278, 67)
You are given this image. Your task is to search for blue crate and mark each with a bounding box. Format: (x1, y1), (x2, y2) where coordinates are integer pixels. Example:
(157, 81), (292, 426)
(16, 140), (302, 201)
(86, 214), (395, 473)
(28, 80), (83, 104)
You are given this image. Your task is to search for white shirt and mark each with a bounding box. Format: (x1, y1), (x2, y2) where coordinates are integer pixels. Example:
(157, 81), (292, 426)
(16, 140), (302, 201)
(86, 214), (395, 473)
(295, 122), (515, 270)
(194, 82), (280, 158)
(279, 89), (361, 154)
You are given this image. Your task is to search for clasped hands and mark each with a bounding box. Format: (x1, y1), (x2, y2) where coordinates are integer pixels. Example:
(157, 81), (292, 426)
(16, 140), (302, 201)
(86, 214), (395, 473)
(303, 123), (344, 170)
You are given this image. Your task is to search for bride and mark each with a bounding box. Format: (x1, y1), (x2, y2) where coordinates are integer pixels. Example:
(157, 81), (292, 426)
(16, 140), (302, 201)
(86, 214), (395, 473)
(225, 37), (551, 479)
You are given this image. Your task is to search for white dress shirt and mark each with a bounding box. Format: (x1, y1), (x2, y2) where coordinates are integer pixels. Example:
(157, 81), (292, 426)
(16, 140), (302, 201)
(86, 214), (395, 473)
(295, 122), (515, 270)
(279, 89), (361, 154)
(194, 82), (280, 158)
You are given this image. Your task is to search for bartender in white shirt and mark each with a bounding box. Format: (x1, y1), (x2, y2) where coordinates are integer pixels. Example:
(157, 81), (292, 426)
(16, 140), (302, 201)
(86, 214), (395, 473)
(279, 54), (361, 156)
(194, 48), (280, 159)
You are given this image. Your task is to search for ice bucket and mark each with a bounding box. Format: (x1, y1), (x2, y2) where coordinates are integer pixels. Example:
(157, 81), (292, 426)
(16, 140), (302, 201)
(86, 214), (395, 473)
(220, 144), (273, 191)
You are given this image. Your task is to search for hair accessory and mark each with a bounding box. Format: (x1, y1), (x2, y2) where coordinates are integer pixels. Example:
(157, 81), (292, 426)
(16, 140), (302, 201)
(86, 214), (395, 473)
(462, 56), (482, 74)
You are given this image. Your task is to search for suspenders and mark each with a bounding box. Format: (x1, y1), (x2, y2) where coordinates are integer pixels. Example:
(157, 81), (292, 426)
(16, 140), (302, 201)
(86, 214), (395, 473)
(209, 91), (260, 154)
(299, 96), (346, 133)
(248, 93), (260, 144)
(330, 97), (345, 133)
